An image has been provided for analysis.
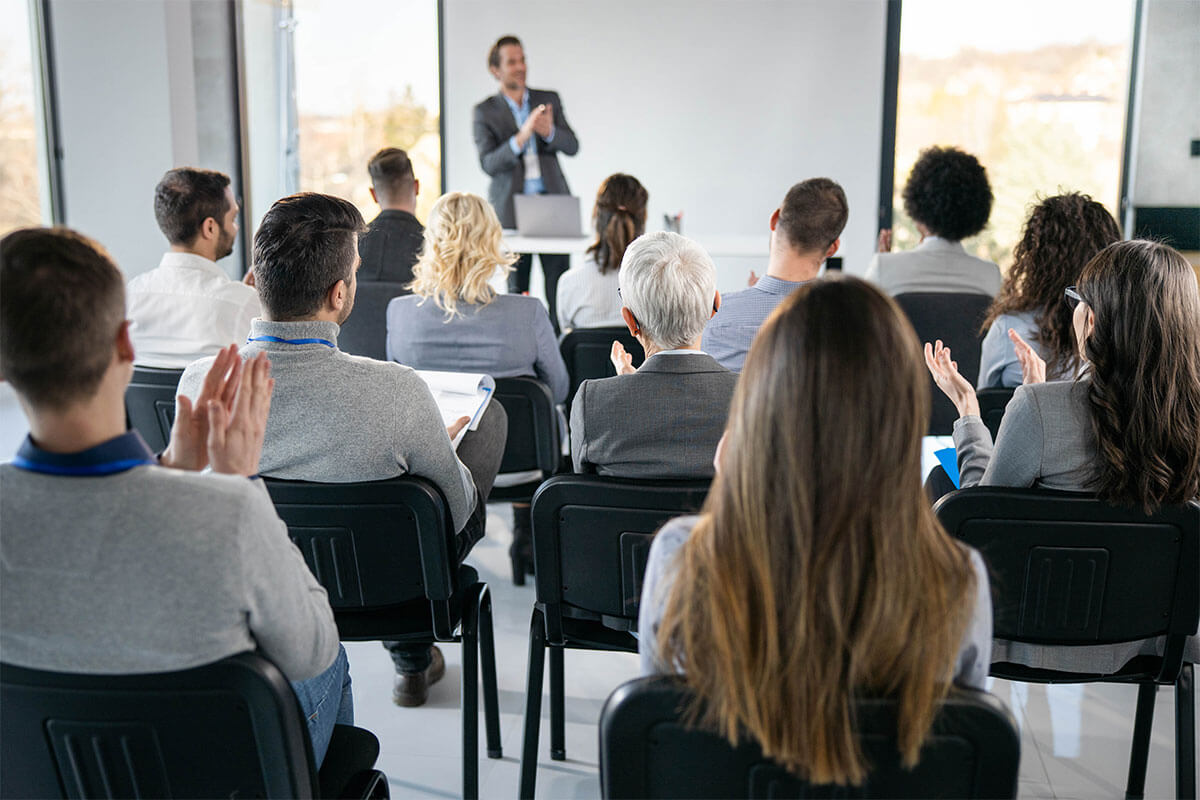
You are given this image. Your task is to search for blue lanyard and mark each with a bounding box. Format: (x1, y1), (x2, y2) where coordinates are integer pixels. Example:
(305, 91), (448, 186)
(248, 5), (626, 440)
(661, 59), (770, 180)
(247, 335), (335, 349)
(11, 456), (156, 477)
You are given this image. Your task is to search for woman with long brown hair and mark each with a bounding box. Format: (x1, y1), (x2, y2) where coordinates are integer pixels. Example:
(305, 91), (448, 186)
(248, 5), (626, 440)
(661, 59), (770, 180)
(555, 173), (648, 331)
(978, 192), (1120, 388)
(638, 276), (992, 787)
(927, 239), (1200, 670)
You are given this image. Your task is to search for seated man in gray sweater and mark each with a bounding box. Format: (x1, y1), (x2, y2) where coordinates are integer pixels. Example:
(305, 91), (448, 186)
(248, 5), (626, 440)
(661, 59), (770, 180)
(0, 227), (354, 766)
(178, 192), (507, 708)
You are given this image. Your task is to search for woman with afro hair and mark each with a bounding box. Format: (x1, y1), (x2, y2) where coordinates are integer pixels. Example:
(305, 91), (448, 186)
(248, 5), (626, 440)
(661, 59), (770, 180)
(865, 146), (1001, 297)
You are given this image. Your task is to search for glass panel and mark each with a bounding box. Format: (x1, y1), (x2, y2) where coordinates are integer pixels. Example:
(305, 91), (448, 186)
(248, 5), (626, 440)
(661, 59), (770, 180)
(292, 0), (440, 224)
(894, 0), (1135, 270)
(0, 0), (44, 235)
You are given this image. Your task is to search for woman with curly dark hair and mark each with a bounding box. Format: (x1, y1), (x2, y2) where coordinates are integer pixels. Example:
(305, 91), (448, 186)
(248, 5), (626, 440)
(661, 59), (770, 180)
(978, 193), (1121, 388)
(926, 239), (1200, 671)
(866, 146), (1001, 297)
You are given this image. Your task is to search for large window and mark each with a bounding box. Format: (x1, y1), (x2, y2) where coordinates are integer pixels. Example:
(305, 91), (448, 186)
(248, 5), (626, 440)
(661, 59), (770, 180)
(892, 0), (1136, 269)
(0, 0), (45, 235)
(291, 0), (440, 225)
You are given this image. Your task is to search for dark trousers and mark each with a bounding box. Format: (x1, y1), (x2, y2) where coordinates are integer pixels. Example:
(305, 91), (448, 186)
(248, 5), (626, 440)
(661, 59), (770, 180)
(384, 401), (509, 674)
(510, 252), (569, 334)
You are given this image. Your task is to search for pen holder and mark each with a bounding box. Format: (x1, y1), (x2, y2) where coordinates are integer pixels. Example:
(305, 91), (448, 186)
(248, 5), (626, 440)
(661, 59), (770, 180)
(663, 213), (682, 234)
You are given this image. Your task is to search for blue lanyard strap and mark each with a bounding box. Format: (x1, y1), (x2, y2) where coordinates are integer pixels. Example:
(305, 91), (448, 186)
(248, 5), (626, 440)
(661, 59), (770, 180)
(12, 456), (156, 476)
(246, 335), (335, 348)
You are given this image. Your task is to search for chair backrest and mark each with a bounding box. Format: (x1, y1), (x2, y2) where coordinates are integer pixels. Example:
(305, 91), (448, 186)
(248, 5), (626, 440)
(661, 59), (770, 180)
(263, 475), (460, 639)
(559, 327), (645, 409)
(338, 281), (408, 361)
(493, 376), (561, 475)
(1, 652), (318, 799)
(125, 366), (184, 452)
(599, 675), (1021, 800)
(893, 293), (992, 435)
(976, 387), (1016, 440)
(934, 488), (1200, 677)
(530, 474), (710, 643)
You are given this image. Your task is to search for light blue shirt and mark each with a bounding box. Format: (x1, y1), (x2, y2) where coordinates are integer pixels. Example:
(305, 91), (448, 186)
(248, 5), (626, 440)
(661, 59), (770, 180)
(502, 90), (556, 195)
(700, 275), (809, 371)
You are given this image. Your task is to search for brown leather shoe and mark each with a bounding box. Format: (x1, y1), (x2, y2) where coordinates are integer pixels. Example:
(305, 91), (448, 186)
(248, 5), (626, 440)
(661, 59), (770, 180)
(392, 645), (446, 707)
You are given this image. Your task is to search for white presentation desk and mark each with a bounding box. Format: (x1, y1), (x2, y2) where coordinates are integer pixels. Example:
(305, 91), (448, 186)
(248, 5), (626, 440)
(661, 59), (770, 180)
(502, 232), (770, 258)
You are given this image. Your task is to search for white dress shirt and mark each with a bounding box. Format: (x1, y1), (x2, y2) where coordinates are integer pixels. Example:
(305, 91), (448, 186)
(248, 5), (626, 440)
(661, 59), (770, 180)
(126, 252), (261, 368)
(555, 254), (624, 331)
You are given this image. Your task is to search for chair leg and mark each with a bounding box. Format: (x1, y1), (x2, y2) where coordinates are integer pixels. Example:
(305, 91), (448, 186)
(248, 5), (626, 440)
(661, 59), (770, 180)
(1126, 682), (1158, 800)
(519, 608), (547, 800)
(1177, 663), (1196, 800)
(478, 585), (503, 759)
(550, 647), (565, 761)
(511, 548), (526, 586)
(461, 584), (481, 800)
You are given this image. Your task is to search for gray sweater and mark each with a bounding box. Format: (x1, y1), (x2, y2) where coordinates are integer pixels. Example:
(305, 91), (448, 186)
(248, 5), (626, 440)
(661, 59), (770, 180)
(178, 319), (477, 532)
(0, 465), (338, 679)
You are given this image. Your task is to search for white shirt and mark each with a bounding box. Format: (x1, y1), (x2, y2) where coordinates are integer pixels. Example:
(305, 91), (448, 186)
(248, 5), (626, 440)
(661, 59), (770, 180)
(555, 254), (624, 331)
(126, 252), (261, 368)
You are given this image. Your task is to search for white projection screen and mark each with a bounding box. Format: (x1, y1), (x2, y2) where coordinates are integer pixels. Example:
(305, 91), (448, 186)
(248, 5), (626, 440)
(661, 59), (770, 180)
(441, 0), (890, 288)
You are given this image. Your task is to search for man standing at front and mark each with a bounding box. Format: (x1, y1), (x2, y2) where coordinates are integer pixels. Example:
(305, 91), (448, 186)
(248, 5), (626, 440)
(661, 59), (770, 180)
(473, 35), (578, 330)
(127, 168), (261, 367)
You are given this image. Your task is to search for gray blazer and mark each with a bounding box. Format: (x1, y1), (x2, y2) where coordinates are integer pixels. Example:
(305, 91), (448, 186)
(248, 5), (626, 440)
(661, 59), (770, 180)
(864, 237), (1001, 297)
(570, 352), (737, 479)
(473, 88), (579, 228)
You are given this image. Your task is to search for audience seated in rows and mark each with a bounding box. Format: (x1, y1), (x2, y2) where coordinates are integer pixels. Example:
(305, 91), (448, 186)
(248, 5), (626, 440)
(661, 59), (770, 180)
(977, 192), (1120, 388)
(866, 146), (1000, 297)
(927, 238), (1200, 672)
(127, 167), (261, 367)
(0, 228), (352, 765)
(570, 232), (735, 479)
(555, 173), (647, 332)
(178, 193), (507, 709)
(639, 276), (991, 787)
(701, 178), (847, 371)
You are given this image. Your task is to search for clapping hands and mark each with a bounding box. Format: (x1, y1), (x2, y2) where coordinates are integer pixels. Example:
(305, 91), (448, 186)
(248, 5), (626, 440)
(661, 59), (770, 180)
(610, 341), (636, 376)
(923, 339), (980, 419)
(1008, 329), (1046, 385)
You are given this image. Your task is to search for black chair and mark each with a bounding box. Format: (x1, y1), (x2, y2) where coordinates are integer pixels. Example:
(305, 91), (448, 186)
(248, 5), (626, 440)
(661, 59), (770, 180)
(124, 366), (184, 452)
(934, 487), (1199, 799)
(599, 675), (1020, 799)
(976, 386), (1016, 440)
(893, 292), (992, 435)
(263, 475), (502, 800)
(1, 652), (387, 799)
(338, 281), (408, 361)
(558, 326), (645, 412)
(519, 474), (711, 798)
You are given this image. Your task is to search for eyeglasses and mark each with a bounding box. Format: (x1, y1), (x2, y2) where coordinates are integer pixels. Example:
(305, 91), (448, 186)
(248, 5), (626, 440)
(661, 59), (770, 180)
(1064, 286), (1085, 311)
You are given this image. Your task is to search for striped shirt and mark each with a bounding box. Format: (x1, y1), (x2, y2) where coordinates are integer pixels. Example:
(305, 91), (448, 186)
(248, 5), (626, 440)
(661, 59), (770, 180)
(701, 275), (809, 371)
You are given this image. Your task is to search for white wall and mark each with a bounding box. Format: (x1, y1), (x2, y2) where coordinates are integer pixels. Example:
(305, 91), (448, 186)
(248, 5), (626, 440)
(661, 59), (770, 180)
(1129, 0), (1199, 207)
(442, 0), (889, 289)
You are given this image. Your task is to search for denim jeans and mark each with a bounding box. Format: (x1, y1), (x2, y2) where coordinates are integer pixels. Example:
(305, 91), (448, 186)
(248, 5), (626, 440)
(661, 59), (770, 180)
(290, 643), (354, 766)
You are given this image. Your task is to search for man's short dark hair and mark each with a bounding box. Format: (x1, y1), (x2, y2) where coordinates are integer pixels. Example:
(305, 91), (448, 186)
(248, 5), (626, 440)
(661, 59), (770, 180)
(488, 35), (522, 70)
(252, 193), (367, 320)
(777, 178), (849, 254)
(367, 148), (415, 203)
(1, 228), (126, 409)
(153, 167), (232, 246)
(902, 146), (993, 241)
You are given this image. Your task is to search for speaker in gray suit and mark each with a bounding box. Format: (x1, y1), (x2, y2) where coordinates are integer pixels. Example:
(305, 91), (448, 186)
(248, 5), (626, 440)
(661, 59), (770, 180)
(473, 36), (579, 330)
(570, 232), (736, 479)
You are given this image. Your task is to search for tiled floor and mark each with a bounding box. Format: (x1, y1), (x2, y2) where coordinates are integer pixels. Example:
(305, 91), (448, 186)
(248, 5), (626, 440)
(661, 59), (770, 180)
(348, 505), (1194, 800)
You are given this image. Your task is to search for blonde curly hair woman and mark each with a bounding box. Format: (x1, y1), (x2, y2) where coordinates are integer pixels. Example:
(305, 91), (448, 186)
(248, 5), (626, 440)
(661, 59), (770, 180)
(386, 191), (569, 584)
(386, 191), (569, 401)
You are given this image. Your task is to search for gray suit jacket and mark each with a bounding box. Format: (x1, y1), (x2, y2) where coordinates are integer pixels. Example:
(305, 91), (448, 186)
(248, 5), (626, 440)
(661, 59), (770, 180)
(570, 352), (737, 479)
(864, 237), (1001, 297)
(473, 88), (579, 228)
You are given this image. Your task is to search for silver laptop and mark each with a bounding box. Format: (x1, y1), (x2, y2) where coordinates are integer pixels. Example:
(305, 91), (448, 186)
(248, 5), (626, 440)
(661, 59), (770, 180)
(513, 195), (583, 237)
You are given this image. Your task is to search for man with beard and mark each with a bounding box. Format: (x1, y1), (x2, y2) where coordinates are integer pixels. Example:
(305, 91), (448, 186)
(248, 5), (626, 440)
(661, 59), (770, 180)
(127, 168), (261, 367)
(177, 192), (507, 708)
